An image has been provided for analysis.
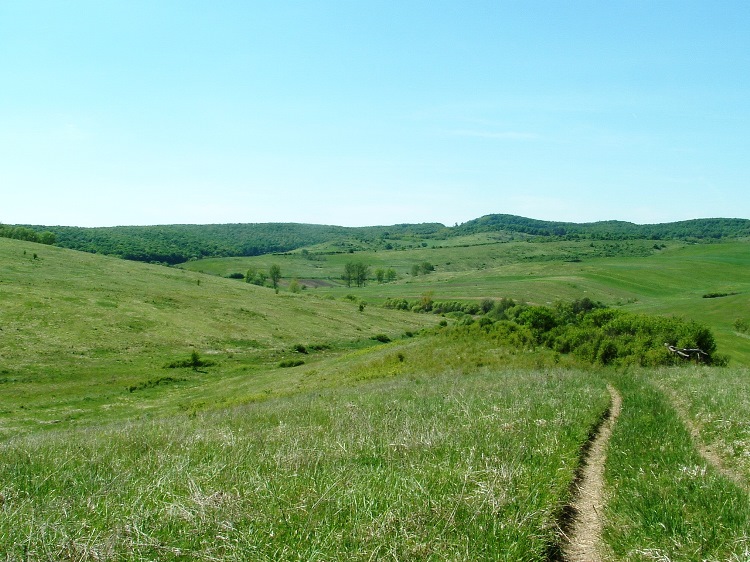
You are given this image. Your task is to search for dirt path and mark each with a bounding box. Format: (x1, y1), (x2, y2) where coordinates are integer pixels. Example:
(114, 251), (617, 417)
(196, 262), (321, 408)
(664, 390), (748, 492)
(562, 384), (622, 562)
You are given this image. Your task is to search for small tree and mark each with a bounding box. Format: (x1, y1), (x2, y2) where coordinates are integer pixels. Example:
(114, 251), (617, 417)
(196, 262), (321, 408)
(375, 268), (385, 284)
(343, 261), (370, 287)
(420, 291), (434, 312)
(289, 278), (301, 293)
(386, 268), (397, 283)
(420, 262), (435, 274)
(342, 262), (356, 287)
(354, 262), (370, 287)
(269, 264), (281, 289)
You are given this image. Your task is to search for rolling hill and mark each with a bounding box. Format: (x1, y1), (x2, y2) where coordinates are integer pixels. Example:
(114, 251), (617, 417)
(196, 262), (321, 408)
(0, 237), (436, 434)
(10, 214), (750, 264)
(2, 222), (750, 560)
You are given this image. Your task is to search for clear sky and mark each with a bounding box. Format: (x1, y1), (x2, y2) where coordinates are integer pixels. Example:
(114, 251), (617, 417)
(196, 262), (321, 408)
(2, 1), (749, 228)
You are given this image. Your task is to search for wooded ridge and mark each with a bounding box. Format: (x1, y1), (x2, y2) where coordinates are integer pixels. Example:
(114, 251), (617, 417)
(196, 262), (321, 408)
(9, 214), (749, 265)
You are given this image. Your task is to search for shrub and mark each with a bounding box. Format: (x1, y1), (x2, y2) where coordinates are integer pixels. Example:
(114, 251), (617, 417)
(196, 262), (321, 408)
(371, 334), (391, 343)
(383, 298), (411, 311)
(279, 359), (305, 368)
(165, 350), (214, 370)
(478, 316), (494, 328)
(128, 376), (186, 392)
(597, 340), (619, 365)
(463, 303), (481, 315)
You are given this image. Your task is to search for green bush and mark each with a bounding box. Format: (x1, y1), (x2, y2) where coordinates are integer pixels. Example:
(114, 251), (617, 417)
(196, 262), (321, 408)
(165, 350), (215, 370)
(279, 359), (305, 368)
(441, 300), (721, 367)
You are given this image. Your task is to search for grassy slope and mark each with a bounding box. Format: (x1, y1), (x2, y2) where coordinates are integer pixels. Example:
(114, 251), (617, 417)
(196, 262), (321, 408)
(182, 239), (750, 365)
(0, 238), (436, 435)
(0, 338), (610, 560)
(605, 370), (750, 561)
(4, 235), (750, 559)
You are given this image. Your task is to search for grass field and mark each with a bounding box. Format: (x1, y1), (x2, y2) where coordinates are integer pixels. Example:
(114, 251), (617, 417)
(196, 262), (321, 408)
(604, 369), (750, 561)
(181, 238), (750, 364)
(2, 235), (750, 560)
(0, 238), (436, 436)
(0, 351), (609, 560)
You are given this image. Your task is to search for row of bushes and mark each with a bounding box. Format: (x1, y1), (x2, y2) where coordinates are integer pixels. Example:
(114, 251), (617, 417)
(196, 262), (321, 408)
(0, 225), (56, 245)
(413, 297), (724, 367)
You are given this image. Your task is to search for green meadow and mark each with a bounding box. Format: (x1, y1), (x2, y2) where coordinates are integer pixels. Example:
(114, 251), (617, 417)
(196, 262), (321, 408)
(2, 229), (750, 560)
(181, 238), (750, 364)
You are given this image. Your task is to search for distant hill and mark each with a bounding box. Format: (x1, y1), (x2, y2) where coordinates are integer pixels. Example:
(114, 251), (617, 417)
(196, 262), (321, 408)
(453, 214), (750, 240)
(12, 215), (750, 265)
(18, 222), (446, 265)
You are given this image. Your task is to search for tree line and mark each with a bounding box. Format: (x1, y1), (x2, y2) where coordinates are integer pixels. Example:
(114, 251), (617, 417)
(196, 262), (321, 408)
(454, 214), (750, 241)
(0, 225), (55, 245)
(12, 215), (750, 265)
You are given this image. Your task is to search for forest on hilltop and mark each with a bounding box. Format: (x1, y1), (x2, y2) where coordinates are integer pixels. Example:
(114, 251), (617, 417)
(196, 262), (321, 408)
(454, 214), (750, 240)
(11, 215), (750, 265)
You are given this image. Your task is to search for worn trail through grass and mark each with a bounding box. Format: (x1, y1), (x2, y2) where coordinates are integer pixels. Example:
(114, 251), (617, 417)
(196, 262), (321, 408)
(664, 389), (749, 493)
(562, 384), (622, 562)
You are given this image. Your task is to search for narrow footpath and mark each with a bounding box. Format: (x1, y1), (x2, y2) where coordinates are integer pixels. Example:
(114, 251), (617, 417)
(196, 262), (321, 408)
(562, 384), (622, 562)
(666, 390), (749, 492)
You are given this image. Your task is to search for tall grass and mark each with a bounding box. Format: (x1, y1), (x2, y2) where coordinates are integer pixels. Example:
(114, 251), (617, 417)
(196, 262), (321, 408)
(1, 365), (609, 560)
(648, 366), (750, 482)
(604, 372), (750, 560)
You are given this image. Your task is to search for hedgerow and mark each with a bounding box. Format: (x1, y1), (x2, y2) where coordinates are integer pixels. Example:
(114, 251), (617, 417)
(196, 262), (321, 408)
(394, 296), (725, 367)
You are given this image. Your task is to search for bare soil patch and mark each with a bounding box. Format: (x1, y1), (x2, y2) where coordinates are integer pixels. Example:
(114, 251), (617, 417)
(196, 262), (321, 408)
(561, 384), (622, 562)
(298, 278), (336, 288)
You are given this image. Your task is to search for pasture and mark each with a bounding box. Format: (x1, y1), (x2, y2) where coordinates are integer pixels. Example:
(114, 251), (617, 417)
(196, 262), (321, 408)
(2, 234), (750, 560)
(181, 238), (750, 364)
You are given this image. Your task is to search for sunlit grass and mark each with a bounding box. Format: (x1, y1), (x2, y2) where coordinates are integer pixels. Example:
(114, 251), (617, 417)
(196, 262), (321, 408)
(604, 372), (750, 561)
(648, 366), (750, 482)
(0, 364), (609, 560)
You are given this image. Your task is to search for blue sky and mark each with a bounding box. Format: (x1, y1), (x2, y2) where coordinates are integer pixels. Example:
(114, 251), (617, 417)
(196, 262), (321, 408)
(2, 1), (749, 227)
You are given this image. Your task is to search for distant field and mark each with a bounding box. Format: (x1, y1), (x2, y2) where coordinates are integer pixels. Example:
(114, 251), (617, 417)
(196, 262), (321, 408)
(181, 239), (750, 365)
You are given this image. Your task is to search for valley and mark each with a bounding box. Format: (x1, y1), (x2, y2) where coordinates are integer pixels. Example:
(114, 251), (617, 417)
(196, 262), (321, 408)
(1, 218), (749, 560)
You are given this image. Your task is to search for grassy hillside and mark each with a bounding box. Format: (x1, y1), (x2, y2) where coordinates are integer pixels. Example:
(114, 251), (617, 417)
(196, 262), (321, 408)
(182, 239), (750, 365)
(3, 235), (750, 559)
(3, 307), (750, 559)
(0, 238), (436, 435)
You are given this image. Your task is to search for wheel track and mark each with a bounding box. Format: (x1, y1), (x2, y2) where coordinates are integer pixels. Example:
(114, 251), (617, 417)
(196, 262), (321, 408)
(558, 384), (622, 562)
(663, 388), (749, 492)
